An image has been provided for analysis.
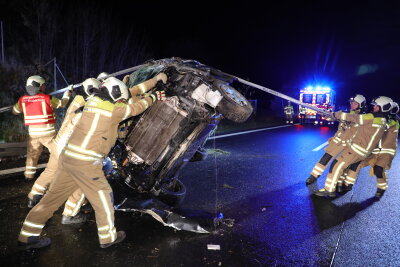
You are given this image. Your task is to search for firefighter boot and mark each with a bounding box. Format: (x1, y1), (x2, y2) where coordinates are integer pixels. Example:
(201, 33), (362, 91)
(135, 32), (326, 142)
(28, 194), (43, 208)
(375, 189), (386, 199)
(61, 213), (87, 225)
(313, 188), (337, 199)
(18, 236), (51, 250)
(306, 175), (317, 185)
(100, 231), (126, 248)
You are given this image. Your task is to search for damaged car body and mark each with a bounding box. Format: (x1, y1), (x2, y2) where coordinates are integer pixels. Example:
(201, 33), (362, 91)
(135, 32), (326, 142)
(104, 58), (253, 233)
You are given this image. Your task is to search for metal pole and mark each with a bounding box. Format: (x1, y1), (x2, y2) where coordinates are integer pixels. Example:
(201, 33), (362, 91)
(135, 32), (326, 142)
(54, 57), (57, 91)
(1, 21), (4, 64)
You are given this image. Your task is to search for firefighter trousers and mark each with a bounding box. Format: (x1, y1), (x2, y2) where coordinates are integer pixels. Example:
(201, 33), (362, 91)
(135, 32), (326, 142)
(310, 142), (345, 178)
(25, 134), (55, 179)
(343, 153), (393, 190)
(28, 146), (86, 217)
(323, 149), (364, 192)
(19, 156), (117, 245)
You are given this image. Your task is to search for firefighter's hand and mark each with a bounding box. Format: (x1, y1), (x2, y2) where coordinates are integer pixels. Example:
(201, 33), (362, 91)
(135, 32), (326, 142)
(155, 73), (168, 84)
(150, 90), (166, 102)
(62, 85), (73, 98)
(122, 75), (130, 85)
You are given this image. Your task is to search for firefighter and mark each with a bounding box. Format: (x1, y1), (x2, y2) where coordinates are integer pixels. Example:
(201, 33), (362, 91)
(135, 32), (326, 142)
(18, 74), (167, 250)
(306, 94), (366, 185)
(12, 76), (71, 179)
(27, 78), (101, 227)
(313, 96), (391, 198)
(284, 101), (294, 124)
(299, 105), (307, 124)
(341, 101), (399, 198)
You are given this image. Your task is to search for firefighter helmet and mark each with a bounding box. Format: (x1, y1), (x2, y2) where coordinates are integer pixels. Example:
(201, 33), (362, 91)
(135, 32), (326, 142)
(26, 75), (46, 95)
(97, 72), (109, 81)
(371, 96), (393, 112)
(82, 78), (101, 96)
(349, 94), (366, 108)
(390, 102), (399, 115)
(101, 77), (128, 102)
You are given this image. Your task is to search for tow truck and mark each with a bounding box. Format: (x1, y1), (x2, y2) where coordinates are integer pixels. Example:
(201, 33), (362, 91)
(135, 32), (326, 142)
(299, 86), (335, 125)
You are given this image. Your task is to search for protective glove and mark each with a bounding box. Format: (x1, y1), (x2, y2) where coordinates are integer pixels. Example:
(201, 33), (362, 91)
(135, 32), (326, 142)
(155, 73), (167, 84)
(150, 90), (166, 102)
(62, 84), (74, 98)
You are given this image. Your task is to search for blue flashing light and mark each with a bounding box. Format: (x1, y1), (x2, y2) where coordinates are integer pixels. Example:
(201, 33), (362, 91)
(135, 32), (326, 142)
(304, 85), (331, 92)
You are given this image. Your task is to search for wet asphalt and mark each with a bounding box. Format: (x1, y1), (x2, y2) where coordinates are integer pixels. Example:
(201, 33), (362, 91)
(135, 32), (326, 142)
(1, 124), (400, 266)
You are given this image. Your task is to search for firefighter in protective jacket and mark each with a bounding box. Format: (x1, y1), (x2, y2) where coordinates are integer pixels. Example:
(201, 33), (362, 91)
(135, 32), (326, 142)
(284, 101), (294, 124)
(18, 74), (167, 250)
(306, 94), (366, 185)
(313, 96), (391, 198)
(341, 101), (399, 198)
(12, 75), (71, 179)
(27, 78), (101, 226)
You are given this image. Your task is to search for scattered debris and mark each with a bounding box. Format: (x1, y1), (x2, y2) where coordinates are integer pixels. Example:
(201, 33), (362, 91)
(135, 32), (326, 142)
(207, 244), (220, 250)
(223, 183), (234, 189)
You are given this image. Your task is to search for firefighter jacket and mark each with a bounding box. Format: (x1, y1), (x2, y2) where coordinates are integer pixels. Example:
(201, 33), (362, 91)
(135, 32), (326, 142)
(52, 95), (87, 156)
(284, 105), (294, 115)
(334, 111), (386, 158)
(127, 76), (160, 104)
(63, 95), (154, 163)
(331, 110), (360, 146)
(372, 119), (399, 157)
(299, 106), (306, 114)
(12, 93), (70, 137)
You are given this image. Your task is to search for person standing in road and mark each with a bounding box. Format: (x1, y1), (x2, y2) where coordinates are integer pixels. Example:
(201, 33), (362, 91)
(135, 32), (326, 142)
(306, 95), (366, 185)
(284, 101), (294, 124)
(299, 105), (307, 124)
(340, 101), (399, 198)
(17, 74), (167, 250)
(26, 78), (101, 226)
(313, 96), (392, 198)
(12, 75), (71, 180)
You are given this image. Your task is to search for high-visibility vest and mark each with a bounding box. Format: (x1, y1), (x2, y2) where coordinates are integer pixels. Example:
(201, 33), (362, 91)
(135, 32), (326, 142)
(18, 94), (56, 125)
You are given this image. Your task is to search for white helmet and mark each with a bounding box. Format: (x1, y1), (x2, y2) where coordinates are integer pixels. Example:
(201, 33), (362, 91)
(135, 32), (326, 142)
(371, 96), (393, 112)
(26, 75), (46, 95)
(97, 72), (109, 81)
(349, 94), (366, 108)
(82, 78), (101, 96)
(101, 77), (128, 102)
(390, 102), (399, 115)
(26, 75), (46, 87)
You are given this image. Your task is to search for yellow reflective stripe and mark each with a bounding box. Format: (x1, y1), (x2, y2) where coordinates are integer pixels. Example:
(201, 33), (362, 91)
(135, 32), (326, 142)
(359, 115), (363, 125)
(352, 144), (368, 153)
(139, 83), (147, 94)
(70, 194), (85, 216)
(22, 103), (27, 116)
(98, 225), (110, 231)
(139, 99), (149, 109)
(26, 166), (37, 169)
(21, 230), (40, 237)
(13, 105), (21, 113)
(98, 190), (116, 242)
(327, 161), (346, 191)
(29, 130), (56, 136)
(314, 166), (324, 172)
(41, 101), (47, 116)
(123, 106), (131, 120)
(64, 150), (100, 162)
(25, 171), (37, 175)
(351, 145), (367, 157)
(99, 233), (111, 239)
(25, 119), (54, 123)
(66, 201), (76, 208)
(25, 114), (53, 119)
(372, 124), (383, 128)
(30, 190), (43, 195)
(67, 144), (104, 158)
(341, 113), (346, 121)
(367, 128), (381, 151)
(33, 183), (46, 191)
(81, 113), (100, 149)
(24, 221), (45, 229)
(84, 107), (112, 117)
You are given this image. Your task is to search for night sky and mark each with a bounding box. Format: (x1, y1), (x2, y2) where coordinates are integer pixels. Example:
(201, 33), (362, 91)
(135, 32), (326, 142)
(2, 0), (400, 107)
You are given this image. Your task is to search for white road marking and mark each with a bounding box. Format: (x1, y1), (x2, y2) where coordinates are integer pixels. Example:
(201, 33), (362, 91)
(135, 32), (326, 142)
(0, 163), (47, 176)
(312, 141), (329, 152)
(208, 125), (293, 140)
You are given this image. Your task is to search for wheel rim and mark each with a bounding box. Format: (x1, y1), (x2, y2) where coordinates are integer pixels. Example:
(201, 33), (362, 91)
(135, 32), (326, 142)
(220, 84), (248, 106)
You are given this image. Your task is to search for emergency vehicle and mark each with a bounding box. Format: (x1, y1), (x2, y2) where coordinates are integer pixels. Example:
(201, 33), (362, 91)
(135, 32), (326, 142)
(299, 86), (335, 125)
